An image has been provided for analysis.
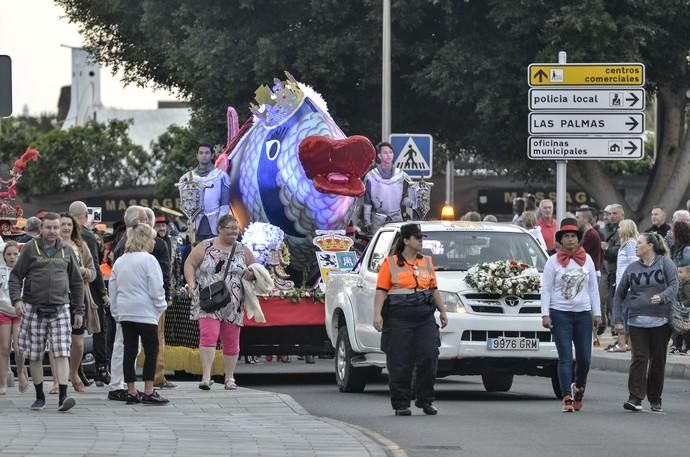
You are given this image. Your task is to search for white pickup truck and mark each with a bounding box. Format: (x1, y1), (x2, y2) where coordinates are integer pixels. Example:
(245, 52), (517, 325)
(325, 221), (562, 397)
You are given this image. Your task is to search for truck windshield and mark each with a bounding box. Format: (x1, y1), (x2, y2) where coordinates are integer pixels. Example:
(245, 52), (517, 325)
(420, 231), (548, 272)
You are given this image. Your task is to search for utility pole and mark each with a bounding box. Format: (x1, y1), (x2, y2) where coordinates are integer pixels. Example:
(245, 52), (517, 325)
(381, 0), (391, 141)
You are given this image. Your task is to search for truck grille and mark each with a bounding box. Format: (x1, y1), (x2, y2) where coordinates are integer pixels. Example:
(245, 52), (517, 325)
(518, 307), (542, 314)
(464, 293), (541, 300)
(460, 330), (554, 342)
(470, 306), (504, 314)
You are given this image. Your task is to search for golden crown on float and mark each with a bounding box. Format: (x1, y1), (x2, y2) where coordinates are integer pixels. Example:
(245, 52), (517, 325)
(312, 232), (353, 252)
(250, 72), (305, 128)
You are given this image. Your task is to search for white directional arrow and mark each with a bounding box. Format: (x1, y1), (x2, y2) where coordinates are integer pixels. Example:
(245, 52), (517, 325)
(529, 112), (645, 135)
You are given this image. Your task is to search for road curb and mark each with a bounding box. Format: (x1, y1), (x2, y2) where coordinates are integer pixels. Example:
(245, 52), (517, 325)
(276, 392), (310, 415)
(321, 418), (409, 457)
(591, 352), (690, 379)
(278, 392), (403, 457)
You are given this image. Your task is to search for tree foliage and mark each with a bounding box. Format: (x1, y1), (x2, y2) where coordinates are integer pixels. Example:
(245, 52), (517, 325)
(0, 117), (152, 195)
(58, 0), (690, 220)
(150, 123), (198, 196)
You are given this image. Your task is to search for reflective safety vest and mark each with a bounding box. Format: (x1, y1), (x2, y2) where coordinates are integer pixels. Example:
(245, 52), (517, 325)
(377, 254), (436, 294)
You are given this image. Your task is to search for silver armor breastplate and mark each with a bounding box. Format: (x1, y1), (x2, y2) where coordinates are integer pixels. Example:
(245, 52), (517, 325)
(367, 168), (406, 218)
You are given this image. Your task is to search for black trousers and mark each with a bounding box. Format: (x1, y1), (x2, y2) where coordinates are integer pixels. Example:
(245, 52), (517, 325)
(628, 324), (672, 403)
(121, 321), (159, 383)
(92, 305), (109, 367)
(381, 306), (440, 410)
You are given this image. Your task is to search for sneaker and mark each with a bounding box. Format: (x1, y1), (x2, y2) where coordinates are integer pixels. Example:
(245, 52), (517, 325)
(153, 380), (177, 389)
(57, 397), (76, 412)
(394, 407), (412, 416)
(414, 401), (438, 415)
(650, 401), (663, 412)
(623, 399), (643, 412)
(669, 346), (678, 354)
(561, 395), (574, 413)
(126, 392), (142, 405)
(571, 383), (585, 411)
(141, 391), (169, 405)
(107, 389), (129, 402)
(30, 398), (46, 410)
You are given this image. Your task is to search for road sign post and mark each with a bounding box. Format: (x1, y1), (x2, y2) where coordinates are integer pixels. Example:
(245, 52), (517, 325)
(0, 55), (12, 117)
(527, 54), (646, 221)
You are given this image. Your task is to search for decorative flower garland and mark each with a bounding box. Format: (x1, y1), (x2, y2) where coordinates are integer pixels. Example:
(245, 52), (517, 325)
(277, 287), (325, 303)
(465, 260), (541, 296)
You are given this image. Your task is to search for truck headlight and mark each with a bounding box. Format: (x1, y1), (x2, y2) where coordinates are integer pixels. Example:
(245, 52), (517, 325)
(439, 291), (466, 314)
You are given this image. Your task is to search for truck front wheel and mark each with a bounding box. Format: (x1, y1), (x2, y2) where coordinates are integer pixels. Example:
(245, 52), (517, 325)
(335, 325), (370, 392)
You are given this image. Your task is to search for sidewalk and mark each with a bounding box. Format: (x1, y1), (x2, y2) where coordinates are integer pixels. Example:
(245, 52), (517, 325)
(0, 383), (388, 457)
(591, 335), (690, 380)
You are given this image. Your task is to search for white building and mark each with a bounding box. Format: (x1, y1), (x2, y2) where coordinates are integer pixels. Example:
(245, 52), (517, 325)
(61, 48), (190, 150)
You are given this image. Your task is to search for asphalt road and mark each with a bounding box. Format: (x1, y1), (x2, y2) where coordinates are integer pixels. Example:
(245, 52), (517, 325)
(233, 358), (690, 457)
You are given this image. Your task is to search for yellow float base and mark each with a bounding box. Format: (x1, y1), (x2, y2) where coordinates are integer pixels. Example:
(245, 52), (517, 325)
(135, 346), (228, 376)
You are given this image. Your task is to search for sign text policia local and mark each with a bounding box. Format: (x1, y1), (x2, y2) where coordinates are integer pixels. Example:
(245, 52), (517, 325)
(527, 62), (646, 161)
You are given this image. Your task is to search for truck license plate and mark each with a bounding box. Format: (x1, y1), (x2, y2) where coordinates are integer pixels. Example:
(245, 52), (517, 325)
(487, 337), (539, 351)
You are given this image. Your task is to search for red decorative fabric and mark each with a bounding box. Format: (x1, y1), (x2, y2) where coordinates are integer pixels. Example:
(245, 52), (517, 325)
(556, 247), (587, 268)
(298, 135), (375, 197)
(243, 297), (325, 327)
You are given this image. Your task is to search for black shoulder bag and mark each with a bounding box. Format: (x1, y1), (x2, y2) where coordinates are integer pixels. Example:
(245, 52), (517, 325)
(198, 243), (237, 313)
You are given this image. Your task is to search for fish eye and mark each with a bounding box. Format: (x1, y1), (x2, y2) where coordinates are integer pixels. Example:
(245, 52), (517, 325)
(265, 140), (281, 160)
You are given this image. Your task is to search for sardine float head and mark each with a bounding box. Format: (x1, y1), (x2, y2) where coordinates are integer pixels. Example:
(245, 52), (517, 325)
(222, 73), (376, 270)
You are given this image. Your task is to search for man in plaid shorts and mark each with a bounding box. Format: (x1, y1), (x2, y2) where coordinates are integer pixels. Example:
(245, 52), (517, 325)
(9, 212), (84, 411)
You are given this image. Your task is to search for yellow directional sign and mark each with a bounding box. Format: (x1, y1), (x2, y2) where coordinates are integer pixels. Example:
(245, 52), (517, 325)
(528, 63), (645, 87)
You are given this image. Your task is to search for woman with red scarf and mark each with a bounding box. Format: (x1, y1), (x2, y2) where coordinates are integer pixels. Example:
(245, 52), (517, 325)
(541, 218), (602, 412)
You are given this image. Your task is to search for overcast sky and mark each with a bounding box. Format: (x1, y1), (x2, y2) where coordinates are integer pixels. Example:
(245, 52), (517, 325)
(0, 0), (179, 116)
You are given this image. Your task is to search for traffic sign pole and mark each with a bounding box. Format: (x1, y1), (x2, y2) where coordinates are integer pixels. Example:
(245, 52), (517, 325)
(556, 51), (567, 225)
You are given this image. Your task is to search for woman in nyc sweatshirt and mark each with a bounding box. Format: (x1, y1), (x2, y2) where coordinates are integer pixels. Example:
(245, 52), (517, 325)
(613, 232), (677, 413)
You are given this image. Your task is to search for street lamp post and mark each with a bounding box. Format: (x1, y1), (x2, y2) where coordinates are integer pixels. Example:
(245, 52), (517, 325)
(382, 0), (391, 142)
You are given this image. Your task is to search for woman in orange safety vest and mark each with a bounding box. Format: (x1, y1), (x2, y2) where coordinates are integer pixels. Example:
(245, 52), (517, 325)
(373, 223), (447, 416)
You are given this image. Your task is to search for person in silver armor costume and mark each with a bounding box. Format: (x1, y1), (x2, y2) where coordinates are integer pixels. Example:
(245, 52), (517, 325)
(178, 144), (231, 242)
(362, 142), (413, 234)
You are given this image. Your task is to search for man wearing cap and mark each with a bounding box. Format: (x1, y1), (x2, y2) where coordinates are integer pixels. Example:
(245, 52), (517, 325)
(362, 142), (413, 234)
(373, 223), (448, 416)
(178, 144), (230, 242)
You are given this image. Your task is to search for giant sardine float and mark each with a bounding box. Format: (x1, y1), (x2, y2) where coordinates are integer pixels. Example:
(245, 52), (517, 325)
(215, 72), (375, 271)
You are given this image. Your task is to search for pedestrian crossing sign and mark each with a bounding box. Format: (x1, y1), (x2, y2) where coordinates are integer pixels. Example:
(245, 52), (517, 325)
(389, 134), (433, 178)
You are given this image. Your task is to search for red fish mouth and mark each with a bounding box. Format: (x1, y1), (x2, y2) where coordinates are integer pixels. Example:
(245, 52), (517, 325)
(298, 135), (376, 197)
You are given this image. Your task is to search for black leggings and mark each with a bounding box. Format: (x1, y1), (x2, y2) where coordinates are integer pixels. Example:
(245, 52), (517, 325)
(121, 321), (159, 383)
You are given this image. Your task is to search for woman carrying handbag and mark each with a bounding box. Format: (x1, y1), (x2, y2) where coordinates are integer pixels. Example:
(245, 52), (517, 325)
(184, 215), (258, 390)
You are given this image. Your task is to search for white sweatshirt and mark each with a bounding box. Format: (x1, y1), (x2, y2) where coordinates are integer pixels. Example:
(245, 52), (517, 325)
(540, 254), (601, 316)
(110, 252), (167, 325)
